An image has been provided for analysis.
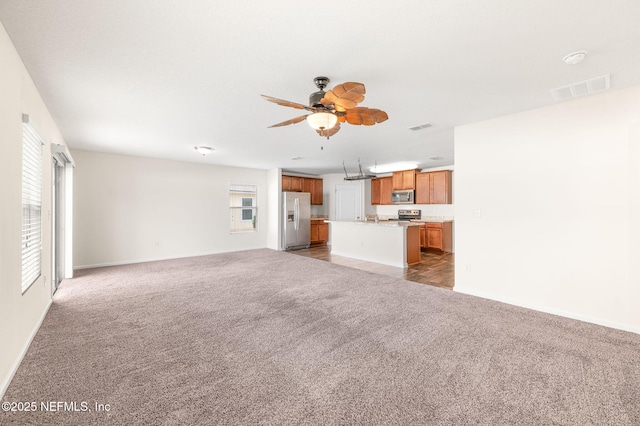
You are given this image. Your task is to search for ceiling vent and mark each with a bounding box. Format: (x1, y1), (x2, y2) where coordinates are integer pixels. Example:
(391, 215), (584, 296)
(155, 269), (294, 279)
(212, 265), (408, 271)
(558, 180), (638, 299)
(409, 122), (433, 131)
(550, 74), (610, 101)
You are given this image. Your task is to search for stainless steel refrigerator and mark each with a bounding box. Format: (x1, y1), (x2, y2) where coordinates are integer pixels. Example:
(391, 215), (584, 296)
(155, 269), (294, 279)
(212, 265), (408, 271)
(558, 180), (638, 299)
(282, 192), (311, 250)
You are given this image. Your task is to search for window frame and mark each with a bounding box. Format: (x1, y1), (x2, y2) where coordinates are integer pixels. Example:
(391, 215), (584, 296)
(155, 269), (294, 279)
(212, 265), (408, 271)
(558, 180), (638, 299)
(21, 114), (44, 294)
(229, 184), (258, 233)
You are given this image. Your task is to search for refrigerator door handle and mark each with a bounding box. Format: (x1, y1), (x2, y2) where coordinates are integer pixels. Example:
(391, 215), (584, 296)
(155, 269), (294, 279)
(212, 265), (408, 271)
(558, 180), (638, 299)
(294, 198), (299, 231)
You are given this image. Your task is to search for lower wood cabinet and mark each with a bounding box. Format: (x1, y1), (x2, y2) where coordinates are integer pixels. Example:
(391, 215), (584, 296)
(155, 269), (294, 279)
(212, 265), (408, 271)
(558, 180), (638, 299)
(406, 225), (421, 265)
(420, 222), (452, 252)
(310, 220), (329, 245)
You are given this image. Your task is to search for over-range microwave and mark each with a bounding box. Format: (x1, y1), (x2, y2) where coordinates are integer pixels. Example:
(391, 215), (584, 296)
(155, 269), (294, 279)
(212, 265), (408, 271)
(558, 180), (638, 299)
(391, 190), (414, 204)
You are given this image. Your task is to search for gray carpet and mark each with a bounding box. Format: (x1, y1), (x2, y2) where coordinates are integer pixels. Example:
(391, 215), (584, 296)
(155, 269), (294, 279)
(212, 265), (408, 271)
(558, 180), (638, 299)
(1, 248), (639, 425)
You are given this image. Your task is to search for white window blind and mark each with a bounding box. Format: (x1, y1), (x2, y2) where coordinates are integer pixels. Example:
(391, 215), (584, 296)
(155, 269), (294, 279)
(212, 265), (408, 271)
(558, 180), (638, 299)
(22, 115), (44, 293)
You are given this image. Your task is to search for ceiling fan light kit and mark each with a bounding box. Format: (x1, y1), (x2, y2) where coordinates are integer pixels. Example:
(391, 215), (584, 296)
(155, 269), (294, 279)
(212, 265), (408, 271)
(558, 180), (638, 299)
(262, 76), (388, 139)
(307, 111), (338, 130)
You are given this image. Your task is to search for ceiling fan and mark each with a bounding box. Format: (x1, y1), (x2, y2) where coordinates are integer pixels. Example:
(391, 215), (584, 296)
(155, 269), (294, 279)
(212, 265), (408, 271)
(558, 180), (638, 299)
(261, 76), (388, 139)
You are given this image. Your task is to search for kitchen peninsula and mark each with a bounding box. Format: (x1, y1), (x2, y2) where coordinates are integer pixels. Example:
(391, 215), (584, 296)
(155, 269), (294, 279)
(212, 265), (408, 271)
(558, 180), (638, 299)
(326, 220), (421, 268)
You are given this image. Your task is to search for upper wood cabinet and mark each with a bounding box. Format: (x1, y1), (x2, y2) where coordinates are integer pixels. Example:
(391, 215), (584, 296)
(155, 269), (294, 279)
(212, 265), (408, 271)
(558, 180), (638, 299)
(415, 170), (452, 204)
(380, 177), (393, 205)
(371, 177), (393, 205)
(392, 169), (417, 190)
(304, 177), (323, 205)
(282, 175), (292, 191)
(415, 173), (430, 204)
(282, 175), (323, 205)
(371, 178), (381, 205)
(429, 171), (451, 204)
(290, 176), (304, 192)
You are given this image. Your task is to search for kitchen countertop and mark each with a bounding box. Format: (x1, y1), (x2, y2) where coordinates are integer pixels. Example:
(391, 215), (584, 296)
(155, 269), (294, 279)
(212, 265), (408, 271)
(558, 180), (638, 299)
(325, 220), (421, 227)
(410, 217), (454, 223)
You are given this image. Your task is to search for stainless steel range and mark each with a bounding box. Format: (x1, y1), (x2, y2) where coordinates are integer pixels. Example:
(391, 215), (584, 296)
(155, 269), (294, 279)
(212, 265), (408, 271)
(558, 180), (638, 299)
(398, 209), (421, 221)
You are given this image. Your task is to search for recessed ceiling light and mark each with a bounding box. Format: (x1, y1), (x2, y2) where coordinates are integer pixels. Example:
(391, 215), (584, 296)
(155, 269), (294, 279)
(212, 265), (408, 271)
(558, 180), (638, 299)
(563, 50), (587, 65)
(194, 146), (214, 156)
(369, 162), (418, 173)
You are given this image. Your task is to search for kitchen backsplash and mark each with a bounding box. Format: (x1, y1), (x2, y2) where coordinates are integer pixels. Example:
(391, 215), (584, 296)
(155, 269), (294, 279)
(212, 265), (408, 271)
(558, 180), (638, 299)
(374, 204), (455, 220)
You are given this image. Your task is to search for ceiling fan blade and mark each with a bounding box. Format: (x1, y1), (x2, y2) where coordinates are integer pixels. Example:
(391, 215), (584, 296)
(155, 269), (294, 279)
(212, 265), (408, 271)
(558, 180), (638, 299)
(344, 108), (389, 126)
(321, 82), (366, 111)
(316, 122), (341, 138)
(261, 95), (316, 111)
(268, 114), (308, 128)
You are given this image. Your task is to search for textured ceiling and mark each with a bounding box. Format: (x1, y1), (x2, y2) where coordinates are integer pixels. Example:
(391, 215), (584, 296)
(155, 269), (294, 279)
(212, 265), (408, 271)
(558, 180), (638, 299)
(2, 1), (640, 175)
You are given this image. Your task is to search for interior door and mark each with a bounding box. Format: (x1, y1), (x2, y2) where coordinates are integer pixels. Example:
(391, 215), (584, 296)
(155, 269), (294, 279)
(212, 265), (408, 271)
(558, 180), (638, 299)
(335, 183), (362, 221)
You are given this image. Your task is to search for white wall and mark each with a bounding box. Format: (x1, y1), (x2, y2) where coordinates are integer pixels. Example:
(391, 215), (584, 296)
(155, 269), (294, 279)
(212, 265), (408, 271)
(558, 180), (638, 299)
(0, 22), (69, 397)
(266, 168), (281, 250)
(454, 85), (640, 333)
(72, 150), (270, 268)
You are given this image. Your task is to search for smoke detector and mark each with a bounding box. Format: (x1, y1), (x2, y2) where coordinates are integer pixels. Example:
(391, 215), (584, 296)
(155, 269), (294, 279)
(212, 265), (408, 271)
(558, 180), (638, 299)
(563, 50), (587, 65)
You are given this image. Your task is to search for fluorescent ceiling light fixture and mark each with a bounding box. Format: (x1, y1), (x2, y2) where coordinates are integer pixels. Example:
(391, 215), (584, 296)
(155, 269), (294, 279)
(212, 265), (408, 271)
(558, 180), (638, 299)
(194, 146), (214, 156)
(306, 112), (338, 131)
(369, 162), (418, 173)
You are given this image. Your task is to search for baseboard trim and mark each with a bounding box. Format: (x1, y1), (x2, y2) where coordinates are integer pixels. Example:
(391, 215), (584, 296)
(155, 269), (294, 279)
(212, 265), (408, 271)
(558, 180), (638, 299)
(0, 299), (53, 399)
(73, 246), (269, 270)
(454, 287), (640, 335)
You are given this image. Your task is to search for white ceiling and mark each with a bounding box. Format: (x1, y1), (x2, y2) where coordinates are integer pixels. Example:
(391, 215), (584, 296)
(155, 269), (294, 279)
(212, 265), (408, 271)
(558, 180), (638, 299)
(2, 1), (640, 175)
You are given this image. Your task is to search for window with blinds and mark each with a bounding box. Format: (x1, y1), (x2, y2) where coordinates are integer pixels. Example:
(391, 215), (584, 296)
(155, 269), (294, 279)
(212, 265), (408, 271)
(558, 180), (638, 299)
(230, 184), (257, 232)
(22, 115), (44, 293)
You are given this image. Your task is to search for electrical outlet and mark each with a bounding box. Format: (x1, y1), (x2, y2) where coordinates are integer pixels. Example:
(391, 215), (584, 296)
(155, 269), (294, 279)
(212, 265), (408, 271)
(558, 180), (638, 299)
(472, 209), (482, 218)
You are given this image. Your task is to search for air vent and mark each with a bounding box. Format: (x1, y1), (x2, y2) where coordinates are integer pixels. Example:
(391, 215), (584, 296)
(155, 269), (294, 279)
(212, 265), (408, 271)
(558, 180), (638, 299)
(409, 122), (433, 131)
(429, 156), (444, 161)
(551, 74), (610, 101)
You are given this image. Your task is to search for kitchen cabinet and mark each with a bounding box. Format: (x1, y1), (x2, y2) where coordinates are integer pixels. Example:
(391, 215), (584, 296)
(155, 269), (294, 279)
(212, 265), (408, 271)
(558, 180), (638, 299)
(419, 223), (426, 248)
(380, 177), (393, 205)
(415, 170), (452, 204)
(318, 221), (329, 242)
(328, 220), (421, 268)
(290, 176), (304, 192)
(283, 175), (323, 205)
(424, 222), (452, 252)
(406, 225), (421, 265)
(282, 175), (292, 191)
(371, 177), (393, 205)
(303, 177), (323, 205)
(371, 178), (380, 205)
(310, 220), (329, 245)
(282, 175), (304, 192)
(392, 169), (416, 190)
